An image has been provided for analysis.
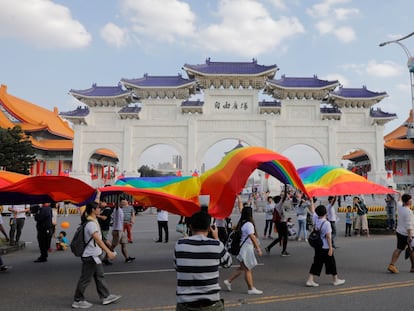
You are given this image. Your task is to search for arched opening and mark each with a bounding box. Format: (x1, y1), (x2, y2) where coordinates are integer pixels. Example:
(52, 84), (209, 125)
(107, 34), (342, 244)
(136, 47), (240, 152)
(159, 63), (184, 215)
(88, 148), (119, 187)
(138, 144), (182, 176)
(282, 144), (324, 168)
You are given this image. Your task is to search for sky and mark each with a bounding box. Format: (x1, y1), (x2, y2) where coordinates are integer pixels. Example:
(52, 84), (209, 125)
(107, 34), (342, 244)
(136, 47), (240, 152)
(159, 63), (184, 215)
(1, 0), (414, 170)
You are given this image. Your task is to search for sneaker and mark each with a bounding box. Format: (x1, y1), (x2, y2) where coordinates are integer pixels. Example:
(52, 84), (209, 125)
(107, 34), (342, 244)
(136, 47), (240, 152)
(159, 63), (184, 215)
(0, 265), (10, 272)
(102, 294), (121, 305)
(281, 251), (291, 257)
(125, 257), (135, 263)
(333, 279), (346, 286)
(223, 279), (232, 291)
(306, 280), (319, 287)
(387, 264), (399, 273)
(72, 300), (93, 309)
(247, 287), (263, 295)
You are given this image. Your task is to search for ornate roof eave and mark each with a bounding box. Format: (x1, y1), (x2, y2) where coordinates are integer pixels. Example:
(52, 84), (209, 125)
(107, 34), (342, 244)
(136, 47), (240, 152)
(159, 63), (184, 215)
(265, 83), (339, 100)
(61, 115), (88, 126)
(69, 94), (134, 108)
(121, 80), (197, 90)
(328, 94), (388, 108)
(384, 138), (414, 151)
(183, 67), (278, 79)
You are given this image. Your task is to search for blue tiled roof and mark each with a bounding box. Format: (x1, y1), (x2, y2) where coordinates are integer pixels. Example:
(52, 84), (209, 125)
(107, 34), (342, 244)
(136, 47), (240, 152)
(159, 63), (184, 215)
(331, 86), (387, 98)
(59, 106), (89, 117)
(121, 74), (195, 87)
(69, 83), (130, 97)
(183, 58), (278, 75)
(258, 100), (281, 107)
(321, 107), (341, 114)
(370, 107), (397, 118)
(118, 106), (141, 113)
(181, 100), (204, 107)
(268, 75), (339, 88)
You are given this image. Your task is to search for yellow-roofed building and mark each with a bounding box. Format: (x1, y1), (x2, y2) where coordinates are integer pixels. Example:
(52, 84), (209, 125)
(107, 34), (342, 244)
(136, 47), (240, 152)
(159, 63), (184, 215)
(0, 84), (118, 184)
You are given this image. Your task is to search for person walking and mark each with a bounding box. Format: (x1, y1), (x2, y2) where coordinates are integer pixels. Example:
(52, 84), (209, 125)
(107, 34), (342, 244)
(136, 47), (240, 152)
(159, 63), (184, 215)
(223, 205), (263, 295)
(8, 204), (29, 246)
(110, 198), (135, 263)
(263, 196), (275, 239)
(121, 198), (135, 243)
(155, 209), (169, 243)
(387, 193), (414, 274)
(306, 204), (345, 287)
(264, 189), (290, 256)
(296, 195), (310, 242)
(72, 201), (121, 309)
(385, 190), (397, 230)
(326, 196), (338, 248)
(33, 203), (52, 263)
(354, 196), (369, 236)
(174, 211), (232, 311)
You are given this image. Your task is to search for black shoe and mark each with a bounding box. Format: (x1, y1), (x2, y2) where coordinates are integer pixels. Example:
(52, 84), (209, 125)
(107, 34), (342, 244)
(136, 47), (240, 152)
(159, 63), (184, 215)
(102, 259), (112, 265)
(265, 247), (270, 254)
(34, 258), (47, 263)
(155, 240), (162, 243)
(125, 257), (135, 263)
(164, 240), (168, 243)
(0, 265), (10, 272)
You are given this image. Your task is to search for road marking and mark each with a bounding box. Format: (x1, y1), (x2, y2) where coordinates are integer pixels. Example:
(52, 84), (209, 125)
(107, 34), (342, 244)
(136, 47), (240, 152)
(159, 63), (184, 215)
(105, 263), (265, 275)
(110, 280), (414, 311)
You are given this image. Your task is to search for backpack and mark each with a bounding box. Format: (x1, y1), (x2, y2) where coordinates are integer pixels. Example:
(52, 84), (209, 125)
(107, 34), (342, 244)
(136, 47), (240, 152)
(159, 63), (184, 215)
(272, 208), (281, 223)
(225, 229), (248, 256)
(308, 221), (326, 249)
(70, 221), (94, 257)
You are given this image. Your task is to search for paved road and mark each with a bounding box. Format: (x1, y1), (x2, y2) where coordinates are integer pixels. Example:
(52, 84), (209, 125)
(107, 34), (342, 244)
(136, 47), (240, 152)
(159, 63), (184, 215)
(0, 207), (413, 311)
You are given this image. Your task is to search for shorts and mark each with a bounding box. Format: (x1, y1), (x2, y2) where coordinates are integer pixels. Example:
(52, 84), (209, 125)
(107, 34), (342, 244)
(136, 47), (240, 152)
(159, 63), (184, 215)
(396, 232), (409, 250)
(112, 230), (127, 246)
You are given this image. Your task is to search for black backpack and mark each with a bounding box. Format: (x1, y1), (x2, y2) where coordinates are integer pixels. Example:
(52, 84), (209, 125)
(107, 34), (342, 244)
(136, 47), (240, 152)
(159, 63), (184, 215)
(70, 221), (94, 257)
(308, 221), (326, 249)
(225, 229), (248, 256)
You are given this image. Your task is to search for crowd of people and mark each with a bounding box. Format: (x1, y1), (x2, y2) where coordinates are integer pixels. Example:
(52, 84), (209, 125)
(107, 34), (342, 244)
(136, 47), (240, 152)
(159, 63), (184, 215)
(1, 187), (413, 310)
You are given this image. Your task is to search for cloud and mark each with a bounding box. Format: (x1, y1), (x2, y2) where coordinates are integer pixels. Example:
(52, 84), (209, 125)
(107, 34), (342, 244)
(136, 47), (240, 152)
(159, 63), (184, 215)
(198, 0), (305, 57)
(268, 0), (288, 10)
(101, 23), (129, 48)
(307, 0), (357, 43)
(120, 0), (196, 43)
(322, 73), (350, 87)
(0, 0), (91, 49)
(365, 60), (404, 78)
(333, 26), (355, 43)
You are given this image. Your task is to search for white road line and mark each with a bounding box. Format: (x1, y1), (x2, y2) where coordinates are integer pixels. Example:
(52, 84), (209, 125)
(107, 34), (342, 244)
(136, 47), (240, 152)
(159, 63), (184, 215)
(105, 263), (264, 275)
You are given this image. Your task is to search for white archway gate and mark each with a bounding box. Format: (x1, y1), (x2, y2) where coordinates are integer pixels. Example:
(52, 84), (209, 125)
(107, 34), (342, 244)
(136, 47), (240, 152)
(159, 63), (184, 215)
(63, 60), (395, 186)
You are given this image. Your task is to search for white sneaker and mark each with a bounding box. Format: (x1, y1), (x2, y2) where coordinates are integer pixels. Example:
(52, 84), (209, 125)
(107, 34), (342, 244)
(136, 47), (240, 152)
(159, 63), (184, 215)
(102, 294), (121, 305)
(333, 279), (345, 286)
(72, 300), (93, 309)
(247, 287), (263, 295)
(223, 279), (232, 291)
(306, 280), (319, 287)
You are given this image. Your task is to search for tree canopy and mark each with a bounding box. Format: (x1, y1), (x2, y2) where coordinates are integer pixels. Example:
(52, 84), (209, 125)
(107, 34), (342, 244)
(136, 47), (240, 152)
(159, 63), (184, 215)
(0, 126), (36, 174)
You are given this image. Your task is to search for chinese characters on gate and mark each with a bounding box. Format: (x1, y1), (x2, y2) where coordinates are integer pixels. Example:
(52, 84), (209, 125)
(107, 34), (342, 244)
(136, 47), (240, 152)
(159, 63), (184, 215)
(214, 100), (248, 111)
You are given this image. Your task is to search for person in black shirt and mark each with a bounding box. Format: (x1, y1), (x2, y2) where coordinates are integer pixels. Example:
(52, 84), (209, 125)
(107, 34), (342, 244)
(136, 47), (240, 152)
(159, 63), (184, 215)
(33, 203), (53, 263)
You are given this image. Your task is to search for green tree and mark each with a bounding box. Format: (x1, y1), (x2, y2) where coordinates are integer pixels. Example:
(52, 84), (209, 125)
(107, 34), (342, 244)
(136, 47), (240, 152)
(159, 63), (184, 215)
(0, 126), (36, 174)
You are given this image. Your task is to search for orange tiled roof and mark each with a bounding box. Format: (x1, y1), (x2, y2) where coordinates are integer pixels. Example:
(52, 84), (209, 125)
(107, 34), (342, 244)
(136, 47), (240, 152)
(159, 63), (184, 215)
(384, 110), (413, 141)
(0, 84), (74, 139)
(29, 137), (73, 151)
(384, 138), (414, 150)
(95, 148), (118, 159)
(343, 110), (414, 160)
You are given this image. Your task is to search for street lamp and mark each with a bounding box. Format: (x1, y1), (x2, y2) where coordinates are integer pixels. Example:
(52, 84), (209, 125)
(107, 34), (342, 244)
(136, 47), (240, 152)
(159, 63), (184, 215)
(379, 31), (414, 139)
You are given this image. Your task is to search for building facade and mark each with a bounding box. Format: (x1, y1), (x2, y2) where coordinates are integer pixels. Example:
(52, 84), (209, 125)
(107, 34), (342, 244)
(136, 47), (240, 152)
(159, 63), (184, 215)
(61, 59), (396, 186)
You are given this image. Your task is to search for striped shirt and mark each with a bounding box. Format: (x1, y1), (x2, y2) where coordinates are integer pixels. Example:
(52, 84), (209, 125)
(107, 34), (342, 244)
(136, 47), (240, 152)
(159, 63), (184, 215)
(174, 234), (232, 303)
